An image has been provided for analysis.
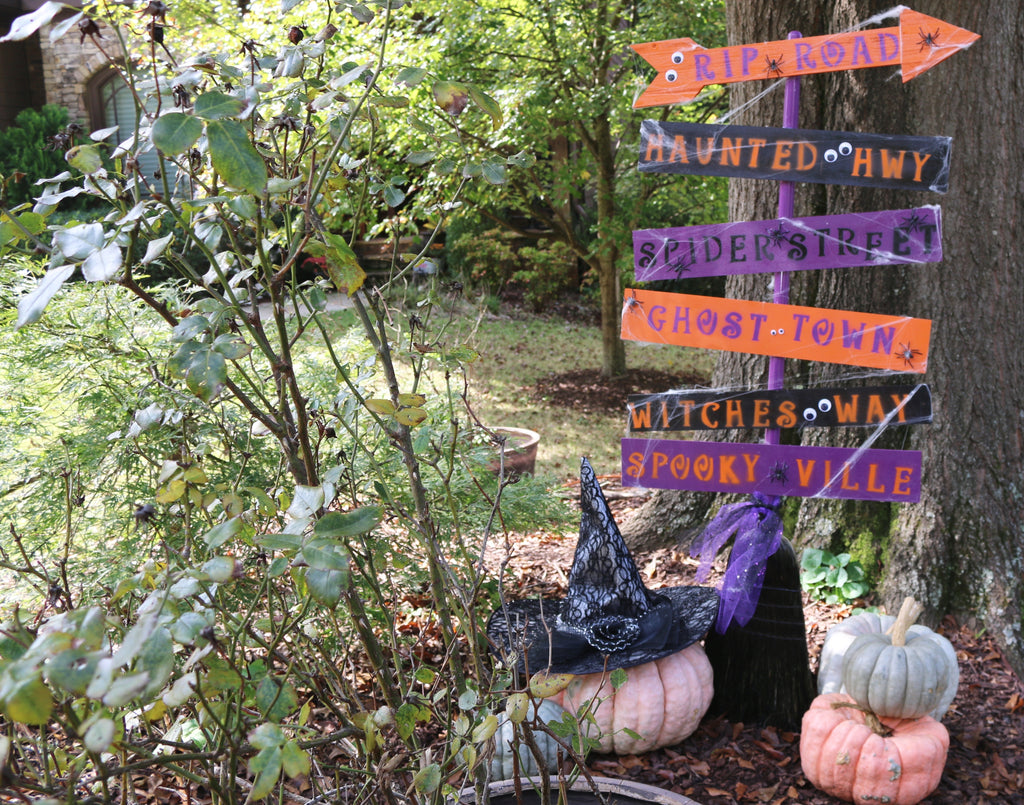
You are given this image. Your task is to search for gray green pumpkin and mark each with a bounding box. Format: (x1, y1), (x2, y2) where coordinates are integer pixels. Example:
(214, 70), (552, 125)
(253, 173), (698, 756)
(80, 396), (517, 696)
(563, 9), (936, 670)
(489, 698), (574, 779)
(839, 597), (957, 720)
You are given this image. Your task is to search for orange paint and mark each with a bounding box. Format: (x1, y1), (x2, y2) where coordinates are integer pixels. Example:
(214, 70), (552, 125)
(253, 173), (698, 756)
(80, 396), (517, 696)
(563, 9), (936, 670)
(620, 289), (931, 373)
(632, 9), (979, 108)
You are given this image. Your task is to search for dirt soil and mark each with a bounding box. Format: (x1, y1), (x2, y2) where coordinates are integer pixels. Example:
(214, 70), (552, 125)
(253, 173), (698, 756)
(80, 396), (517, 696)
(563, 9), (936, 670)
(508, 370), (1024, 805)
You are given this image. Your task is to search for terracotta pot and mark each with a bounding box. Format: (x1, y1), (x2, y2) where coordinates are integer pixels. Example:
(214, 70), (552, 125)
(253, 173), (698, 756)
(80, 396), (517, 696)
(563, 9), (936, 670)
(456, 776), (701, 804)
(488, 427), (540, 478)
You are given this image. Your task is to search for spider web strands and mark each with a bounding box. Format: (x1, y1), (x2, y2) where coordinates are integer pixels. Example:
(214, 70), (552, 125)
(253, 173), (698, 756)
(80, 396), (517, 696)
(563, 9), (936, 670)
(621, 438), (921, 503)
(630, 8), (980, 108)
(632, 206), (942, 282)
(620, 288), (931, 373)
(639, 121), (952, 193)
(625, 384), (932, 433)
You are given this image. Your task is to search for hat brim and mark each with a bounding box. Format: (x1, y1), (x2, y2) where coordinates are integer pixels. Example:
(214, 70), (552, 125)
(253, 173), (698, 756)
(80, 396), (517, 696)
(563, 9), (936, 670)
(487, 585), (719, 676)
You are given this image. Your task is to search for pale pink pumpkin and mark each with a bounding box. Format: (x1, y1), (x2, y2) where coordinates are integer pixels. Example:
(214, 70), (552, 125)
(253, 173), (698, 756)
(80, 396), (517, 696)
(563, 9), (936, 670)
(546, 643), (713, 754)
(800, 693), (949, 805)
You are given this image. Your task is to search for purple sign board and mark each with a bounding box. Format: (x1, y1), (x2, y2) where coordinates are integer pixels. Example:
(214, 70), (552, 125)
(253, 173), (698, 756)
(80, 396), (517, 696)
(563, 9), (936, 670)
(633, 207), (942, 281)
(621, 438), (921, 502)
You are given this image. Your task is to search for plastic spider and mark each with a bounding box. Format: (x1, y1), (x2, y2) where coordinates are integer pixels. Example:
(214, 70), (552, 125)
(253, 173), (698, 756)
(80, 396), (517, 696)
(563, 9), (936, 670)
(767, 461), (789, 485)
(766, 223), (790, 246)
(624, 290), (645, 315)
(765, 54), (785, 79)
(917, 28), (940, 52)
(895, 342), (923, 369)
(899, 212), (927, 233)
(668, 252), (695, 277)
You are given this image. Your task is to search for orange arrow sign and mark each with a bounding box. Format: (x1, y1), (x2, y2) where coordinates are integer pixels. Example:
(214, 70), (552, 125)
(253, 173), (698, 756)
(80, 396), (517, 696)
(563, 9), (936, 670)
(632, 9), (979, 108)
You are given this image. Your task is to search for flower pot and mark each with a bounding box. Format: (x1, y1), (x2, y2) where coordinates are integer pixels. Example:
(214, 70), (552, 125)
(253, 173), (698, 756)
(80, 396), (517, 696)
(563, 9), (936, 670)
(487, 427), (540, 478)
(456, 776), (701, 804)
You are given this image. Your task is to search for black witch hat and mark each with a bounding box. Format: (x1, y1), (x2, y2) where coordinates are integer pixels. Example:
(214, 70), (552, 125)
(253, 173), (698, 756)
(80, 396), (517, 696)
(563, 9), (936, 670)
(487, 458), (718, 675)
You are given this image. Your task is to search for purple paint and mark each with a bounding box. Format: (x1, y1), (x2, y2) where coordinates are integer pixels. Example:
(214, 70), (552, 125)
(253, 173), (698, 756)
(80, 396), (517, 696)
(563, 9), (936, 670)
(621, 438), (922, 502)
(632, 206), (942, 281)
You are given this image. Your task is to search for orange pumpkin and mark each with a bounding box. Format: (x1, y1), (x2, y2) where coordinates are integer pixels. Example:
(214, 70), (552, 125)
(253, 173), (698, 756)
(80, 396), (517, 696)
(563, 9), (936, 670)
(800, 693), (949, 805)
(546, 643), (712, 754)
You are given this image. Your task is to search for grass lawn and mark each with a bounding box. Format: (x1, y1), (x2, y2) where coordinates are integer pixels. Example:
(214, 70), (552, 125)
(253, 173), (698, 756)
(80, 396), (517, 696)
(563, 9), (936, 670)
(443, 305), (715, 482)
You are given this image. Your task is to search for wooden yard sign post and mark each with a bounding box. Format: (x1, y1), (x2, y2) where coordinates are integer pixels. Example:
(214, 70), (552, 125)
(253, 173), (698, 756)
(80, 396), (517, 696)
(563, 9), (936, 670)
(622, 10), (978, 728)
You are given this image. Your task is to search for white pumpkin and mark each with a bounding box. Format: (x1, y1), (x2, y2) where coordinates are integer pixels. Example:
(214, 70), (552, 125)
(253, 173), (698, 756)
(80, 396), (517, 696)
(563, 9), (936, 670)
(818, 606), (958, 720)
(489, 698), (574, 779)
(547, 643), (713, 754)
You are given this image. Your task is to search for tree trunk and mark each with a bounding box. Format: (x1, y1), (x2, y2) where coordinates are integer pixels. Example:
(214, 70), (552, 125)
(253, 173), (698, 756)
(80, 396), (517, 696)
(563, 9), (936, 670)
(622, 1), (1024, 677)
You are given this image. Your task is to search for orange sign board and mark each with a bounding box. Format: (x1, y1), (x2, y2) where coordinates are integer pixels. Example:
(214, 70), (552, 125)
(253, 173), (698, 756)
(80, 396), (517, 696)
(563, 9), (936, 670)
(632, 9), (979, 108)
(620, 289), (931, 373)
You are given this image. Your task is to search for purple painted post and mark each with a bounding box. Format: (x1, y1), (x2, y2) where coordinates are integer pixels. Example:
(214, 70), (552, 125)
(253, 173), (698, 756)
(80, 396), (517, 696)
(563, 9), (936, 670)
(765, 31), (802, 447)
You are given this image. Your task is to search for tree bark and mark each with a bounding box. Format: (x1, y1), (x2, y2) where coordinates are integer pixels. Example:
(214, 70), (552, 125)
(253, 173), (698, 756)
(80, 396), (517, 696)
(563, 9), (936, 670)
(622, 0), (1024, 677)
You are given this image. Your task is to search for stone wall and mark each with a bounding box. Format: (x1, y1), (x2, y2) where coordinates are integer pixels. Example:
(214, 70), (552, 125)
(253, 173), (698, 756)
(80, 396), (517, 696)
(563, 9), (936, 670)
(36, 15), (116, 126)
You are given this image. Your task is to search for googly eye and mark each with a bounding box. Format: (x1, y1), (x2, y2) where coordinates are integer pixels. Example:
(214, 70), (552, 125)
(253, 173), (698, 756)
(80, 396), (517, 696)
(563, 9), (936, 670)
(665, 69), (678, 83)
(671, 51), (684, 65)
(803, 408), (818, 422)
(824, 149), (838, 163)
(838, 141), (853, 156)
(777, 327), (785, 335)
(770, 329), (778, 336)
(818, 398), (833, 413)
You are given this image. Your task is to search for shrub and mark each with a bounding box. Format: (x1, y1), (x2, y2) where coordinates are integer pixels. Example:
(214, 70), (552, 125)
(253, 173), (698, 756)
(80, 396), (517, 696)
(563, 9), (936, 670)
(0, 105), (78, 207)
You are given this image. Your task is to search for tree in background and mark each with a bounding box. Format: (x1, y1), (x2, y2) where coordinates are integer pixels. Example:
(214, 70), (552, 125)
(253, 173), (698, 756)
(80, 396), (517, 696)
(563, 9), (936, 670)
(623, 1), (1024, 677)
(434, 0), (726, 376)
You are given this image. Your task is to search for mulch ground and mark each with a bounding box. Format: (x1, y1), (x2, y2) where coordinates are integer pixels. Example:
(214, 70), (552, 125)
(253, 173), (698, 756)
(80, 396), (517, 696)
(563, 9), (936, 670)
(508, 362), (1023, 803)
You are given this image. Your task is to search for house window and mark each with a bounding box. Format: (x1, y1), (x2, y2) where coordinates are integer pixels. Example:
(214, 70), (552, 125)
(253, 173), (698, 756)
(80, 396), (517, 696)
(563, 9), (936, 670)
(84, 65), (163, 185)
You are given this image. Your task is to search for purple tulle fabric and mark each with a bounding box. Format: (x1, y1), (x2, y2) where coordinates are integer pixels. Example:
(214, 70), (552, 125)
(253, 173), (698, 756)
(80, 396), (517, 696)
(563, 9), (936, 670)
(691, 493), (784, 633)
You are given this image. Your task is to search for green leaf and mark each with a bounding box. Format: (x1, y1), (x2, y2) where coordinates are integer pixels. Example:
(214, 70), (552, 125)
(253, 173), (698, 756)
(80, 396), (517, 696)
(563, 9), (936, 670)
(81, 242), (123, 282)
(301, 541), (348, 571)
(610, 667), (629, 691)
(183, 346), (226, 402)
(370, 95), (410, 108)
(207, 119), (267, 194)
(800, 548), (824, 569)
(364, 398), (396, 415)
(411, 763), (441, 795)
(16, 264), (74, 328)
(307, 232), (365, 295)
(383, 184), (405, 207)
(281, 739), (310, 777)
(84, 718), (116, 753)
(405, 150), (435, 165)
(194, 91), (245, 121)
(249, 722), (286, 750)
(65, 144), (104, 174)
(0, 1), (63, 42)
(142, 234), (174, 264)
(395, 66), (427, 87)
(201, 555), (238, 582)
(54, 222), (104, 259)
(256, 676), (298, 722)
(138, 627), (175, 698)
(304, 568), (345, 606)
(314, 507), (382, 538)
(4, 676), (53, 724)
(172, 315), (211, 342)
(458, 688), (478, 710)
(246, 746), (282, 802)
(468, 85), (503, 129)
(43, 648), (102, 695)
(211, 333), (251, 360)
(203, 517), (243, 549)
(151, 113), (203, 155)
(395, 701), (419, 740)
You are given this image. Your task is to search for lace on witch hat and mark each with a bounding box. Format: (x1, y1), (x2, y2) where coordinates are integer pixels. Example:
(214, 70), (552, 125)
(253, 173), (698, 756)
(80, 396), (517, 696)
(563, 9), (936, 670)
(486, 457), (718, 675)
(556, 458), (672, 652)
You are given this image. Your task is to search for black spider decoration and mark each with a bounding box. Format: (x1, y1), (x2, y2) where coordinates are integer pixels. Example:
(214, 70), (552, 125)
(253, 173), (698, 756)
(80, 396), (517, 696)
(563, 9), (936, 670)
(765, 54), (785, 79)
(899, 212), (927, 233)
(917, 28), (940, 52)
(767, 461), (789, 485)
(766, 223), (790, 247)
(668, 251), (695, 277)
(895, 342), (923, 369)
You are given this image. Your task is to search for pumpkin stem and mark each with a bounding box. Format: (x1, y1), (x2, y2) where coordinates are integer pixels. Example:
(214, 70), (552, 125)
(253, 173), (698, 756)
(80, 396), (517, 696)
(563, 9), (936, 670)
(830, 700), (894, 737)
(886, 596), (925, 647)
